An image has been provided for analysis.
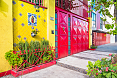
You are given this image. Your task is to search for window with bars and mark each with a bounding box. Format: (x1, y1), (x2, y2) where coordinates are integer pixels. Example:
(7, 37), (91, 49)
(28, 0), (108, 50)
(21, 0), (44, 6)
(92, 12), (96, 28)
(55, 0), (73, 11)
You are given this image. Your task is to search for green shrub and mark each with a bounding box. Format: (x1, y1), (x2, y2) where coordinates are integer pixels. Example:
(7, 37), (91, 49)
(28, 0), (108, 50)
(90, 45), (97, 49)
(86, 53), (117, 78)
(5, 50), (23, 68)
(8, 39), (55, 69)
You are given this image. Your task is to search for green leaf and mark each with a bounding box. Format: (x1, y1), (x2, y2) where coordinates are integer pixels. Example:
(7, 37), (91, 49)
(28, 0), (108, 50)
(106, 72), (111, 78)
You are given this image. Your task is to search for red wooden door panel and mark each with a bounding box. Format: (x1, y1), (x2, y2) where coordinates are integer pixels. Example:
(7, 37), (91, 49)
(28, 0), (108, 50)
(78, 36), (82, 43)
(73, 27), (78, 35)
(60, 46), (68, 58)
(73, 17), (78, 26)
(72, 17), (77, 54)
(78, 27), (82, 35)
(85, 43), (89, 50)
(56, 8), (89, 59)
(83, 28), (85, 35)
(59, 12), (68, 58)
(60, 35), (67, 45)
(77, 44), (81, 52)
(77, 19), (80, 26)
(72, 36), (77, 44)
(83, 36), (85, 43)
(60, 24), (67, 35)
(72, 44), (77, 54)
(86, 36), (88, 42)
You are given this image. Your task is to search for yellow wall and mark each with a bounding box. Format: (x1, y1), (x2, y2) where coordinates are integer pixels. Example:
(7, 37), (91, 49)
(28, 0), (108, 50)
(0, 0), (13, 72)
(45, 0), (55, 47)
(0, 0), (55, 72)
(88, 17), (92, 48)
(13, 0), (47, 50)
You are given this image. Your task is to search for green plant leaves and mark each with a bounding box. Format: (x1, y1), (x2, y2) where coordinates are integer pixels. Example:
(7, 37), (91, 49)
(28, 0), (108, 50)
(5, 50), (23, 68)
(88, 0), (117, 35)
(86, 53), (117, 78)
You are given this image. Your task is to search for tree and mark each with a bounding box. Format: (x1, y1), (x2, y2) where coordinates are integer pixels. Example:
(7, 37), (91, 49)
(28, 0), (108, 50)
(88, 0), (117, 35)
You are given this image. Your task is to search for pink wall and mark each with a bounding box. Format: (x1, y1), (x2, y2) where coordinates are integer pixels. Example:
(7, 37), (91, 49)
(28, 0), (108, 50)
(96, 11), (100, 30)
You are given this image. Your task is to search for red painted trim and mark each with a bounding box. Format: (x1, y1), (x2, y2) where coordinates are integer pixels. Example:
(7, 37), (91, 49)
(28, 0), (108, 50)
(11, 61), (56, 77)
(20, 0), (47, 9)
(71, 14), (73, 55)
(0, 70), (11, 77)
(89, 49), (96, 50)
(79, 0), (88, 6)
(58, 10), (60, 59)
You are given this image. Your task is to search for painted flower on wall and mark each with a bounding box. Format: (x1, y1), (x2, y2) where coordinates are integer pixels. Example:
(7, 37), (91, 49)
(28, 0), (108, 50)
(17, 35), (21, 38)
(12, 1), (16, 5)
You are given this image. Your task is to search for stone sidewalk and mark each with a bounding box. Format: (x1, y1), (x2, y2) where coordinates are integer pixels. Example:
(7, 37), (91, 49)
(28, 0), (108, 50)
(1, 43), (117, 78)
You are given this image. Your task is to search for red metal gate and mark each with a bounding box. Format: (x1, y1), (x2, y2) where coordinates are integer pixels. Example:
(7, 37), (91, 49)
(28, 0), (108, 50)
(59, 12), (68, 58)
(92, 32), (110, 46)
(55, 7), (89, 59)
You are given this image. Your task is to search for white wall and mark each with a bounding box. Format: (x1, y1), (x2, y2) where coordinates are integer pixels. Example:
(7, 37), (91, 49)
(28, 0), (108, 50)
(110, 35), (115, 43)
(105, 5), (115, 43)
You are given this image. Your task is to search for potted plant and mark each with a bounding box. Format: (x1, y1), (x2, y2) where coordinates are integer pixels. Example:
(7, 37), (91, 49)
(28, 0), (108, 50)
(31, 30), (40, 37)
(89, 45), (97, 50)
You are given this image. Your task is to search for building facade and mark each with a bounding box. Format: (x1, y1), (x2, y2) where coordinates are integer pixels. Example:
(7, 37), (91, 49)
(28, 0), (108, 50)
(0, 0), (90, 75)
(88, 1), (115, 46)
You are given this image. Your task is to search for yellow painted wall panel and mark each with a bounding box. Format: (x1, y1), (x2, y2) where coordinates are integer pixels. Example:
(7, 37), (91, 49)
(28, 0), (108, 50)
(0, 0), (13, 72)
(88, 17), (92, 48)
(13, 0), (47, 50)
(46, 0), (55, 47)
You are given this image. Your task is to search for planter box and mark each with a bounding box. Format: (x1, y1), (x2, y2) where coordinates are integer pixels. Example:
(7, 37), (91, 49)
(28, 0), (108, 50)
(0, 70), (11, 77)
(89, 49), (96, 50)
(11, 61), (56, 77)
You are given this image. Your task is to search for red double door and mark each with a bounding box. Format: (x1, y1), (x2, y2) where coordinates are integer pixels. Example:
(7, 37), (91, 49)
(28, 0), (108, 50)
(56, 11), (89, 59)
(72, 17), (89, 54)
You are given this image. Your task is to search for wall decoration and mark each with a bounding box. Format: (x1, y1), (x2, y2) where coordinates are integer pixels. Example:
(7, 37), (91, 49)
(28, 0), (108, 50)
(19, 13), (22, 17)
(21, 3), (24, 7)
(28, 13), (37, 26)
(21, 23), (25, 26)
(44, 19), (46, 22)
(43, 8), (45, 11)
(12, 1), (16, 5)
(31, 26), (34, 29)
(23, 37), (27, 40)
(35, 28), (38, 31)
(38, 15), (41, 18)
(17, 35), (21, 38)
(13, 18), (16, 22)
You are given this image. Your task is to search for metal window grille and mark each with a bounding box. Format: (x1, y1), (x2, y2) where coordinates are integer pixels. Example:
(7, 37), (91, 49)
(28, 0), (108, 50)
(21, 0), (44, 6)
(92, 12), (96, 28)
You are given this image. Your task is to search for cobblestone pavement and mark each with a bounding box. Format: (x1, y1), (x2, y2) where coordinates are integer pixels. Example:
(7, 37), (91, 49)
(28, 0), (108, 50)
(1, 43), (117, 78)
